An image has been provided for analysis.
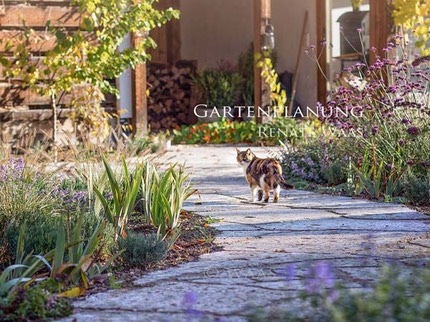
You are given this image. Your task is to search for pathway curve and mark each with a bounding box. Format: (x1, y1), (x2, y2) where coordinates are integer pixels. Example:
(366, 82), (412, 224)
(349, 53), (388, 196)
(65, 145), (430, 321)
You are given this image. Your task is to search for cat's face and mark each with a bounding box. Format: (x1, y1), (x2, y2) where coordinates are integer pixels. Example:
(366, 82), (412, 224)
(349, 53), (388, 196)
(236, 148), (255, 166)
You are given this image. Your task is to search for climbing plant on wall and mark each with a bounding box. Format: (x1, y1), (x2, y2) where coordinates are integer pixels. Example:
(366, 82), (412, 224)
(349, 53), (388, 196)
(256, 50), (287, 117)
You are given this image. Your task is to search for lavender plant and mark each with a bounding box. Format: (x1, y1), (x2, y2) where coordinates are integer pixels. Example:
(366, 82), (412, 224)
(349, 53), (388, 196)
(281, 135), (350, 186)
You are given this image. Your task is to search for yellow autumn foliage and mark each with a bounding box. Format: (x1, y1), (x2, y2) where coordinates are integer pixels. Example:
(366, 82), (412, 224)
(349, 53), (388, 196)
(392, 0), (430, 54)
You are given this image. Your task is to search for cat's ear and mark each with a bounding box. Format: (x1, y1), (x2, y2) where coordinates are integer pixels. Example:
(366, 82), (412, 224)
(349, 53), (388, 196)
(236, 148), (241, 154)
(246, 148), (252, 155)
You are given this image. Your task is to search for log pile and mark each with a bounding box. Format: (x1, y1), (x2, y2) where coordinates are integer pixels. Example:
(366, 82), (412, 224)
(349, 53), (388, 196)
(147, 60), (198, 132)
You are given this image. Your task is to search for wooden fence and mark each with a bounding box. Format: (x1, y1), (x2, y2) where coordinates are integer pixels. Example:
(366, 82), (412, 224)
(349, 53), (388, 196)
(0, 0), (117, 149)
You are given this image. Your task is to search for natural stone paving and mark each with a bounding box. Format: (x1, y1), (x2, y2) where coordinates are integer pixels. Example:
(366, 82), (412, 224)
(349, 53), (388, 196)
(64, 145), (430, 321)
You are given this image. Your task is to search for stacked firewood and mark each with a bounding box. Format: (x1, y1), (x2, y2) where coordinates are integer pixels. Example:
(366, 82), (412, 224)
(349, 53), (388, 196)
(147, 60), (198, 132)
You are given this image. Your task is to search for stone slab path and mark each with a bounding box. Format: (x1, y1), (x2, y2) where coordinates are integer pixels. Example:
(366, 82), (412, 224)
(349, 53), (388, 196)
(64, 145), (430, 321)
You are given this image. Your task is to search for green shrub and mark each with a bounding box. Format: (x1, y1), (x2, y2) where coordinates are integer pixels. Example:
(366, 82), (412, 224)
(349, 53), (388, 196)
(0, 159), (67, 260)
(402, 172), (430, 205)
(193, 67), (243, 108)
(318, 265), (430, 322)
(137, 161), (194, 238)
(281, 133), (350, 186)
(2, 214), (119, 295)
(321, 161), (348, 186)
(237, 44), (255, 106)
(118, 231), (167, 266)
(5, 217), (60, 259)
(314, 50), (430, 203)
(93, 157), (143, 241)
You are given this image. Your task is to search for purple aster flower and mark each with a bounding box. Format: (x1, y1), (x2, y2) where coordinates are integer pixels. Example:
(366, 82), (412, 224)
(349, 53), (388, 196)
(182, 290), (198, 306)
(104, 192), (114, 201)
(327, 290), (339, 303)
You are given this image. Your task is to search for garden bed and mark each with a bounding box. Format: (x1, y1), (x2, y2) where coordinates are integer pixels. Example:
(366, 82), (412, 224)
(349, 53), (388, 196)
(0, 151), (213, 320)
(85, 211), (221, 295)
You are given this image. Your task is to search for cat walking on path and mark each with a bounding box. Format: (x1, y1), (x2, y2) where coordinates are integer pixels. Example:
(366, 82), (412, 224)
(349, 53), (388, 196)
(236, 148), (294, 203)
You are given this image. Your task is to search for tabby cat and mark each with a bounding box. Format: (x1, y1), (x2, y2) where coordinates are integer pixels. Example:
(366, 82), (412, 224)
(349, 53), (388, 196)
(236, 148), (294, 203)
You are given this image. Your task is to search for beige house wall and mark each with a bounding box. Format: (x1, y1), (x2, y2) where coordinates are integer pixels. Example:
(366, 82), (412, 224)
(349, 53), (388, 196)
(179, 0), (318, 110)
(271, 0), (317, 110)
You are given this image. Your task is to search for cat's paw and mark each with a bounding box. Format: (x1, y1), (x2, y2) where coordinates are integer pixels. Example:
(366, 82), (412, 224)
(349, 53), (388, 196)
(257, 190), (263, 201)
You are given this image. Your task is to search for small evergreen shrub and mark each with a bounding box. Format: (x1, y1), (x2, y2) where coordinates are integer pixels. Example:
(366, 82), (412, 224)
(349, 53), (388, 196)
(402, 172), (430, 205)
(118, 232), (168, 267)
(321, 161), (348, 186)
(5, 217), (60, 259)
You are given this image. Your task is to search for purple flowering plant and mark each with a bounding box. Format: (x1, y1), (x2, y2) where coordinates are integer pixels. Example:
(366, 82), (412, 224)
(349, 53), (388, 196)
(281, 133), (350, 187)
(290, 39), (430, 202)
(319, 42), (429, 168)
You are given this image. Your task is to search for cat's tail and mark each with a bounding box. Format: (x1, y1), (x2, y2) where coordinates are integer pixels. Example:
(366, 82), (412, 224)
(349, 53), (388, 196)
(273, 168), (294, 190)
(279, 180), (295, 190)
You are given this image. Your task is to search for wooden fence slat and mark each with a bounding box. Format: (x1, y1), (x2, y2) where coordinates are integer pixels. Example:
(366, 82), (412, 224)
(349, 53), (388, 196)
(2, 1), (72, 6)
(0, 30), (96, 54)
(0, 82), (117, 108)
(0, 30), (57, 53)
(0, 84), (73, 106)
(0, 6), (82, 28)
(0, 108), (72, 121)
